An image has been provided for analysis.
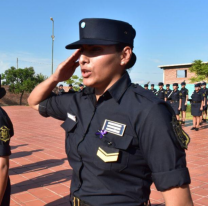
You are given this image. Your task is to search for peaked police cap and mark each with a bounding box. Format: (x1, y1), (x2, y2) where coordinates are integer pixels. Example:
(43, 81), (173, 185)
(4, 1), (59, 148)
(158, 82), (164, 86)
(65, 18), (136, 49)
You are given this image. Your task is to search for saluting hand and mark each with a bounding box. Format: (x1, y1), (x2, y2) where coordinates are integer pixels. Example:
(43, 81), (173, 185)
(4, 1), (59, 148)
(52, 49), (81, 82)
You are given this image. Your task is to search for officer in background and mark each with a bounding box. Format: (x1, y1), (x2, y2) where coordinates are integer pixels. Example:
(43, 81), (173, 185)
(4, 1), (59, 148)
(156, 82), (165, 100)
(58, 84), (65, 95)
(201, 82), (208, 122)
(164, 83), (172, 103)
(170, 83), (182, 120)
(198, 83), (205, 125)
(68, 84), (75, 93)
(180, 81), (189, 125)
(190, 83), (204, 131)
(0, 77), (14, 206)
(144, 83), (149, 90)
(150, 84), (157, 94)
(78, 84), (84, 92)
(28, 18), (193, 206)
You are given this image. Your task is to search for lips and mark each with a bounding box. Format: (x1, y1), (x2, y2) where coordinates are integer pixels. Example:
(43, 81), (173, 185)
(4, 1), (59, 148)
(81, 69), (92, 78)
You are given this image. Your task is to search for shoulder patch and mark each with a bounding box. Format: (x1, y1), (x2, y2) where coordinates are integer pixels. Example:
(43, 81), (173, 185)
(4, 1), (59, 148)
(171, 116), (190, 149)
(0, 126), (10, 142)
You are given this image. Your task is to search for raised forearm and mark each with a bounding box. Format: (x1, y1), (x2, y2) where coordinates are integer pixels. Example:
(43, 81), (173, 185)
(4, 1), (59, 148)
(27, 75), (58, 109)
(0, 157), (9, 205)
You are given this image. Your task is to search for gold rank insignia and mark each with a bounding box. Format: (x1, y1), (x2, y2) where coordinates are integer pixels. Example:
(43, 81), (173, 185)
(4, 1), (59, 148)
(0, 126), (10, 142)
(165, 91), (167, 94)
(171, 116), (190, 149)
(97, 146), (119, 162)
(179, 93), (182, 96)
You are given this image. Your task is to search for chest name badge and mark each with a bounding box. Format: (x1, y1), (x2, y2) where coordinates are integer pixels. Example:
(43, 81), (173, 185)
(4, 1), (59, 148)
(102, 119), (126, 136)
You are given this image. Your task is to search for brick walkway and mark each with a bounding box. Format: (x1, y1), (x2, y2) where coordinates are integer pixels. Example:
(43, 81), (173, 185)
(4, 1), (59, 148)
(2, 106), (208, 206)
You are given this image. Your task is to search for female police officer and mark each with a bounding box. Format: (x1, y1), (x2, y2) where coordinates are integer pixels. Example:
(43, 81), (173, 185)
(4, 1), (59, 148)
(28, 18), (193, 206)
(190, 83), (204, 131)
(0, 86), (14, 206)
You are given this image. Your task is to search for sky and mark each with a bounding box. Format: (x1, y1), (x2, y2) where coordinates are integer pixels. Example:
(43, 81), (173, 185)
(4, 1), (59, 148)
(0, 0), (208, 85)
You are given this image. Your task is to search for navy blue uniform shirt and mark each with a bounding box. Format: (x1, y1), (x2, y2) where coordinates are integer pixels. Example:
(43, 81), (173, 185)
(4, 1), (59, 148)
(150, 88), (157, 95)
(39, 72), (190, 206)
(157, 88), (165, 100)
(165, 89), (172, 100)
(170, 90), (182, 101)
(191, 91), (203, 102)
(0, 107), (14, 156)
(180, 88), (189, 99)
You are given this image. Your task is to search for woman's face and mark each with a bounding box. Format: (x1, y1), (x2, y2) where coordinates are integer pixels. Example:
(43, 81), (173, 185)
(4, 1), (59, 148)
(195, 86), (199, 91)
(79, 45), (124, 89)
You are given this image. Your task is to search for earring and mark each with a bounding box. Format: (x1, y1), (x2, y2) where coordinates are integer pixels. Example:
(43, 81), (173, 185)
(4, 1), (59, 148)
(121, 61), (125, 65)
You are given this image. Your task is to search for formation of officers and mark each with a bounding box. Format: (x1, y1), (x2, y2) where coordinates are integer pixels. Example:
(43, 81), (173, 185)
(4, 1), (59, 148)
(57, 83), (84, 95)
(144, 81), (208, 131)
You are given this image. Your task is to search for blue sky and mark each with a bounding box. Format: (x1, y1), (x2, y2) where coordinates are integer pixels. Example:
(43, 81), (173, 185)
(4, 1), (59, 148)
(0, 0), (208, 85)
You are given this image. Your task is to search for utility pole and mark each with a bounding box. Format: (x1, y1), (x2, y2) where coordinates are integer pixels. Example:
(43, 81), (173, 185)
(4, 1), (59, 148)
(17, 58), (18, 69)
(50, 17), (55, 74)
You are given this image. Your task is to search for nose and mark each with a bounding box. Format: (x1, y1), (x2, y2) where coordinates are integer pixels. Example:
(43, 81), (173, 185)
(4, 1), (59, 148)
(79, 52), (89, 66)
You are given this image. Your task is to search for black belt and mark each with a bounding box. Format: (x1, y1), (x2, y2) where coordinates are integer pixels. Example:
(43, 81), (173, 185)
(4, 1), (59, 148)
(192, 101), (201, 103)
(72, 197), (151, 206)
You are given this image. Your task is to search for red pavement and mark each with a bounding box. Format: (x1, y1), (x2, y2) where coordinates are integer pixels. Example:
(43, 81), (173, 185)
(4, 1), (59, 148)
(2, 106), (208, 206)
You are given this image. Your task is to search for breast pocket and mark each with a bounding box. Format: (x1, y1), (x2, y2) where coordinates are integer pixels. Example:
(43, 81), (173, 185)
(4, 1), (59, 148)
(61, 118), (78, 156)
(93, 133), (133, 172)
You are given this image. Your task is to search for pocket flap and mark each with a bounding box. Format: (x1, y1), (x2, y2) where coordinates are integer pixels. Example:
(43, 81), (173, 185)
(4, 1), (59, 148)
(105, 133), (133, 150)
(61, 118), (78, 132)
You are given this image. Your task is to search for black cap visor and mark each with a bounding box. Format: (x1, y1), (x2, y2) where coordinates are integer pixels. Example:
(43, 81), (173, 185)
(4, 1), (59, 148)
(66, 38), (124, 49)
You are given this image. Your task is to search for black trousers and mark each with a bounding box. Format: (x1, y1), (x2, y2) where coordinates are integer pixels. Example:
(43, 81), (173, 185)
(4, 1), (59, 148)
(1, 177), (11, 206)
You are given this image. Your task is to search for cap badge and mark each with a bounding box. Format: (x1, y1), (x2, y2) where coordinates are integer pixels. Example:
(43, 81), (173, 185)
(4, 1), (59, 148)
(81, 22), (86, 28)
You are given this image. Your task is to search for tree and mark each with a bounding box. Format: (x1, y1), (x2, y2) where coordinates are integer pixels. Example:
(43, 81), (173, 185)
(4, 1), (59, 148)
(64, 75), (83, 91)
(1, 66), (47, 105)
(189, 60), (208, 83)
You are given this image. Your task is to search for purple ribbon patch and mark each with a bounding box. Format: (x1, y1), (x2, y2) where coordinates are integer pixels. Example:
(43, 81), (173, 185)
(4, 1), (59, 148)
(95, 130), (108, 139)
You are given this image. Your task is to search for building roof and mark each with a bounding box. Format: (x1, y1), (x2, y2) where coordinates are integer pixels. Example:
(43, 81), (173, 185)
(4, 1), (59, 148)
(158, 62), (208, 69)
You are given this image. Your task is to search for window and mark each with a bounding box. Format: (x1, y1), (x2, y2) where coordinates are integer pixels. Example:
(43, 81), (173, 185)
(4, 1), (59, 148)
(177, 70), (187, 78)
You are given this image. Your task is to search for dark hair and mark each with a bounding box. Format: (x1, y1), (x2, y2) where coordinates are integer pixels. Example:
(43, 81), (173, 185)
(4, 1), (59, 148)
(115, 44), (137, 69)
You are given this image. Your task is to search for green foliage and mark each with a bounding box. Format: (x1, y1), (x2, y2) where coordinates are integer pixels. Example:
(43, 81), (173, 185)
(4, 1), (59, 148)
(189, 60), (208, 83)
(64, 75), (83, 91)
(1, 66), (47, 105)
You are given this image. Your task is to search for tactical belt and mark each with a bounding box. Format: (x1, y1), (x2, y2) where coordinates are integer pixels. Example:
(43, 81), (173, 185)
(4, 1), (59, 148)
(73, 197), (151, 206)
(192, 101), (201, 103)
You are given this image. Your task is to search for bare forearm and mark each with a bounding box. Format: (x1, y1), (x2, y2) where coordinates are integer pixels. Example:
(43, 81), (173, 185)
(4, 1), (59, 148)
(0, 158), (9, 204)
(162, 185), (193, 206)
(28, 75), (58, 109)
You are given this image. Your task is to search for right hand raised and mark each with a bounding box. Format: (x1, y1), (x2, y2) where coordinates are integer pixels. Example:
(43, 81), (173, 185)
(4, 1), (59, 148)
(52, 49), (81, 82)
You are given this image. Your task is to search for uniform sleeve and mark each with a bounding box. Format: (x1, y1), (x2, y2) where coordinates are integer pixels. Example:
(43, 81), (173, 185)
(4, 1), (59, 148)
(39, 93), (75, 121)
(139, 103), (190, 191)
(0, 116), (11, 157)
(179, 92), (183, 99)
(186, 89), (189, 95)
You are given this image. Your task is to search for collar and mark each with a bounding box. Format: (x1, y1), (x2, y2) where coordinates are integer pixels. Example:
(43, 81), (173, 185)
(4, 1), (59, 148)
(82, 72), (131, 102)
(108, 72), (131, 102)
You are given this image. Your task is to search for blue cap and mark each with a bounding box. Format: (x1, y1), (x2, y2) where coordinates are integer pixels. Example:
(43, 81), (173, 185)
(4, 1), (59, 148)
(151, 84), (154, 86)
(195, 83), (201, 87)
(65, 18), (136, 49)
(158, 82), (164, 86)
(144, 84), (148, 87)
(173, 83), (178, 86)
(201, 82), (206, 86)
(166, 84), (170, 87)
